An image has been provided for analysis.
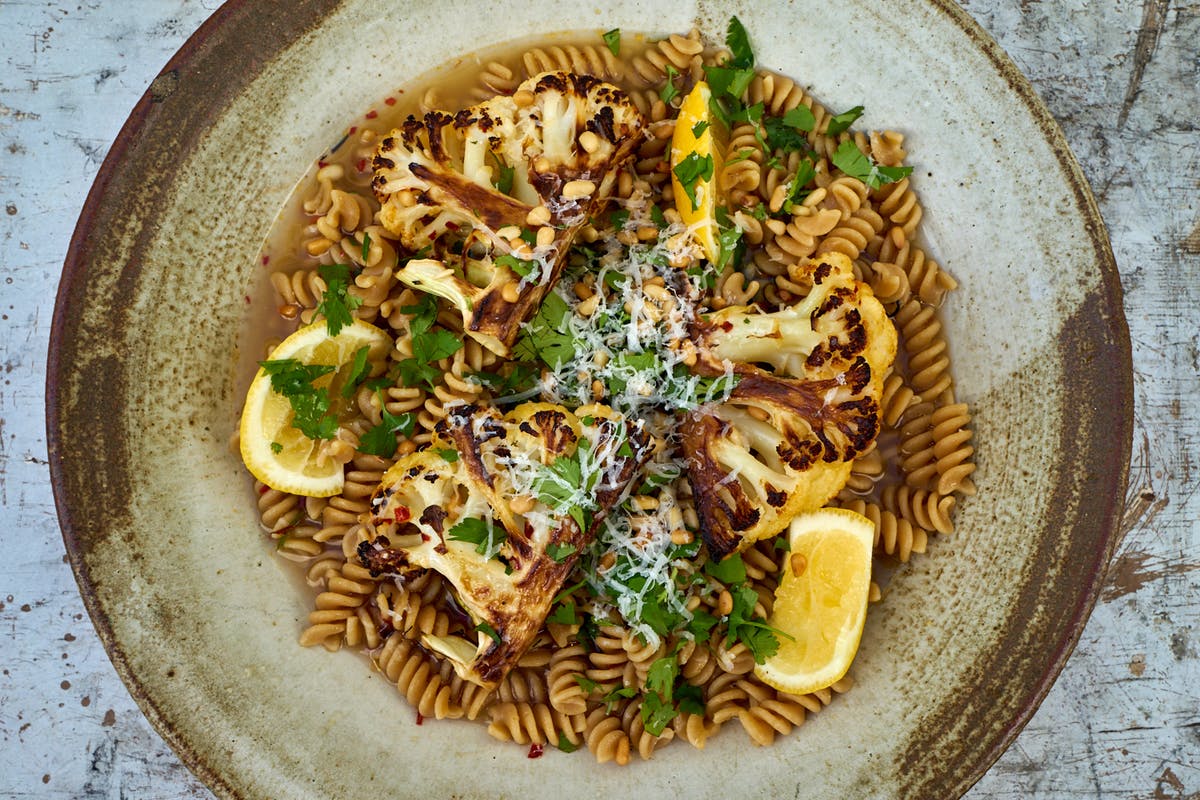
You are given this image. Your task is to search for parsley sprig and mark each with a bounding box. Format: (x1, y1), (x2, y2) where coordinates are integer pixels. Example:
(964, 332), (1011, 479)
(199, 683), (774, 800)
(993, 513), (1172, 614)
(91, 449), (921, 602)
(258, 359), (338, 440)
(394, 294), (464, 390)
(315, 263), (362, 336)
(641, 653), (705, 735)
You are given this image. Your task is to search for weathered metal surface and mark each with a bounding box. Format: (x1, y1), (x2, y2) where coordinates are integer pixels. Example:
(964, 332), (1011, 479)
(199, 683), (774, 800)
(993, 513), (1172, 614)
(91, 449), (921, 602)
(1, 0), (1196, 796)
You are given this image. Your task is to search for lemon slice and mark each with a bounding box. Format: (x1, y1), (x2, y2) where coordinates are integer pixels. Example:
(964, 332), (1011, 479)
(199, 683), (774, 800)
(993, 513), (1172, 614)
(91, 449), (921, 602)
(240, 319), (392, 497)
(670, 81), (724, 262)
(753, 508), (875, 695)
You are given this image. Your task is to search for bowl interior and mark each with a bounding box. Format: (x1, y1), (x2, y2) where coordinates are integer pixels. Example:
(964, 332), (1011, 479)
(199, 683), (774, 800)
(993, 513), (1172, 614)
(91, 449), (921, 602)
(48, 1), (1130, 798)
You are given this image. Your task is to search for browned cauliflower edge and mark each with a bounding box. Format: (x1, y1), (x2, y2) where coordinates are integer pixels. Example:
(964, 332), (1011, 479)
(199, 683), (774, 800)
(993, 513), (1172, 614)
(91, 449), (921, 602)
(680, 252), (898, 560)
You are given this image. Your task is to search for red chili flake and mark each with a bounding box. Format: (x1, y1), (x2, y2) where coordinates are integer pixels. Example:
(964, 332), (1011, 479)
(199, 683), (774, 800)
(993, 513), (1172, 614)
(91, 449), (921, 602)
(445, 222), (459, 231)
(394, 507), (411, 523)
(365, 110), (378, 119)
(261, 254), (270, 266)
(384, 97), (397, 106)
(244, 295), (251, 304)
(415, 712), (424, 726)
(524, 522), (533, 538)
(356, 158), (367, 173)
(348, 126), (358, 135)
(527, 743), (544, 759)
(720, 321), (734, 332)
(421, 533), (431, 542)
(257, 485), (270, 495)
(317, 160), (328, 168)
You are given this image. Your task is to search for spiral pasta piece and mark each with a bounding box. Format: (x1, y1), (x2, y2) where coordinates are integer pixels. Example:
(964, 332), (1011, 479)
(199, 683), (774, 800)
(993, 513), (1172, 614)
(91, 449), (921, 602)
(585, 705), (632, 765)
(522, 44), (625, 83)
(881, 485), (956, 535)
(629, 29), (704, 87)
(894, 299), (954, 402)
(838, 497), (928, 562)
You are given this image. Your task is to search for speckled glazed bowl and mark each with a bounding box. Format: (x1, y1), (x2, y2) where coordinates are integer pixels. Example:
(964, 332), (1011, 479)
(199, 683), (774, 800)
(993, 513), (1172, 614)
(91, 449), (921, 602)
(48, 1), (1131, 798)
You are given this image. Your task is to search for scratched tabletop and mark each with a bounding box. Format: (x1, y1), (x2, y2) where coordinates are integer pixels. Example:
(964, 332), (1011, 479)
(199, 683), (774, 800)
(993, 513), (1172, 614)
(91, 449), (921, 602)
(2, 1), (1197, 797)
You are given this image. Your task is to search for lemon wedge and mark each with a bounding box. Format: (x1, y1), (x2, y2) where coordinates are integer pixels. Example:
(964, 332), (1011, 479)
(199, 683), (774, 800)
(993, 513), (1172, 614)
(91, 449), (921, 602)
(753, 508), (875, 695)
(240, 319), (392, 497)
(670, 81), (724, 262)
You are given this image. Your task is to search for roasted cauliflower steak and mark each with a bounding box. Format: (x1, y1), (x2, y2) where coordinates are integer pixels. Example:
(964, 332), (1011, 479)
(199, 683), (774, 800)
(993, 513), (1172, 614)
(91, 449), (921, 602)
(682, 252), (898, 560)
(372, 71), (646, 356)
(356, 402), (653, 689)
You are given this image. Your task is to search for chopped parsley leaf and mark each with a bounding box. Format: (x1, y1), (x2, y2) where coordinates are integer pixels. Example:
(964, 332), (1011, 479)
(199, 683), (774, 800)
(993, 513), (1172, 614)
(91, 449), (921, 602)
(763, 112), (813, 153)
(315, 263), (362, 336)
(724, 16), (754, 69)
(602, 28), (621, 57)
(782, 105), (816, 132)
(573, 674), (599, 694)
(825, 104), (865, 136)
(447, 517), (507, 559)
(512, 291), (574, 367)
(782, 157), (817, 212)
(475, 621), (501, 645)
(831, 140), (913, 190)
(360, 231), (372, 263)
(725, 585), (786, 664)
(533, 451), (595, 533)
(547, 598), (579, 626)
(437, 447), (459, 463)
(269, 441), (283, 454)
(660, 64), (680, 104)
(672, 152), (714, 211)
(547, 542), (577, 562)
(556, 732), (579, 753)
(703, 65), (756, 103)
(691, 119), (709, 138)
(358, 403), (415, 458)
(340, 345), (372, 397)
(494, 162), (515, 194)
(469, 362), (540, 398)
(714, 206), (744, 270)
(603, 685), (637, 712)
(495, 253), (539, 281)
(704, 552), (747, 585)
(649, 204), (668, 228)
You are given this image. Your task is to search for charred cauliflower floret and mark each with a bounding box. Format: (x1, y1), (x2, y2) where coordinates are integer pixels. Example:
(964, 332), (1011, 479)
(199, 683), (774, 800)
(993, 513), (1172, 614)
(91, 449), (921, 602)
(356, 402), (653, 689)
(681, 252), (898, 560)
(372, 71), (646, 357)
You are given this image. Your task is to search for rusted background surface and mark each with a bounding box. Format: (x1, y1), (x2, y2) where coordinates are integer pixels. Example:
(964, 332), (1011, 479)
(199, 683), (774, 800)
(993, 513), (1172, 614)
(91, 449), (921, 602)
(2, 0), (1197, 796)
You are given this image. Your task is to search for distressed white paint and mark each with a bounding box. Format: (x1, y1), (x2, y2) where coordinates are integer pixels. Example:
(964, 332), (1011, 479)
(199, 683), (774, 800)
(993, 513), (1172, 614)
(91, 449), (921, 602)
(0, 0), (1196, 797)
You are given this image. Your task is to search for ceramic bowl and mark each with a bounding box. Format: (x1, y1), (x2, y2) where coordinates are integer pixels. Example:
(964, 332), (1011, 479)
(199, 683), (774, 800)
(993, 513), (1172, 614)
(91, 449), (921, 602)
(48, 0), (1131, 797)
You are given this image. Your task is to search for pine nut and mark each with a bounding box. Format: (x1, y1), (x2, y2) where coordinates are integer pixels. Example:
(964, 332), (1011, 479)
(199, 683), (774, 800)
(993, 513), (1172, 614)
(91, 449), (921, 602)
(576, 294), (599, 317)
(510, 495), (535, 514)
(562, 179), (596, 200)
(790, 553), (808, 577)
(670, 529), (693, 545)
(526, 205), (551, 226)
(579, 131), (601, 153)
(717, 589), (733, 616)
(536, 226), (556, 247)
(501, 282), (520, 303)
